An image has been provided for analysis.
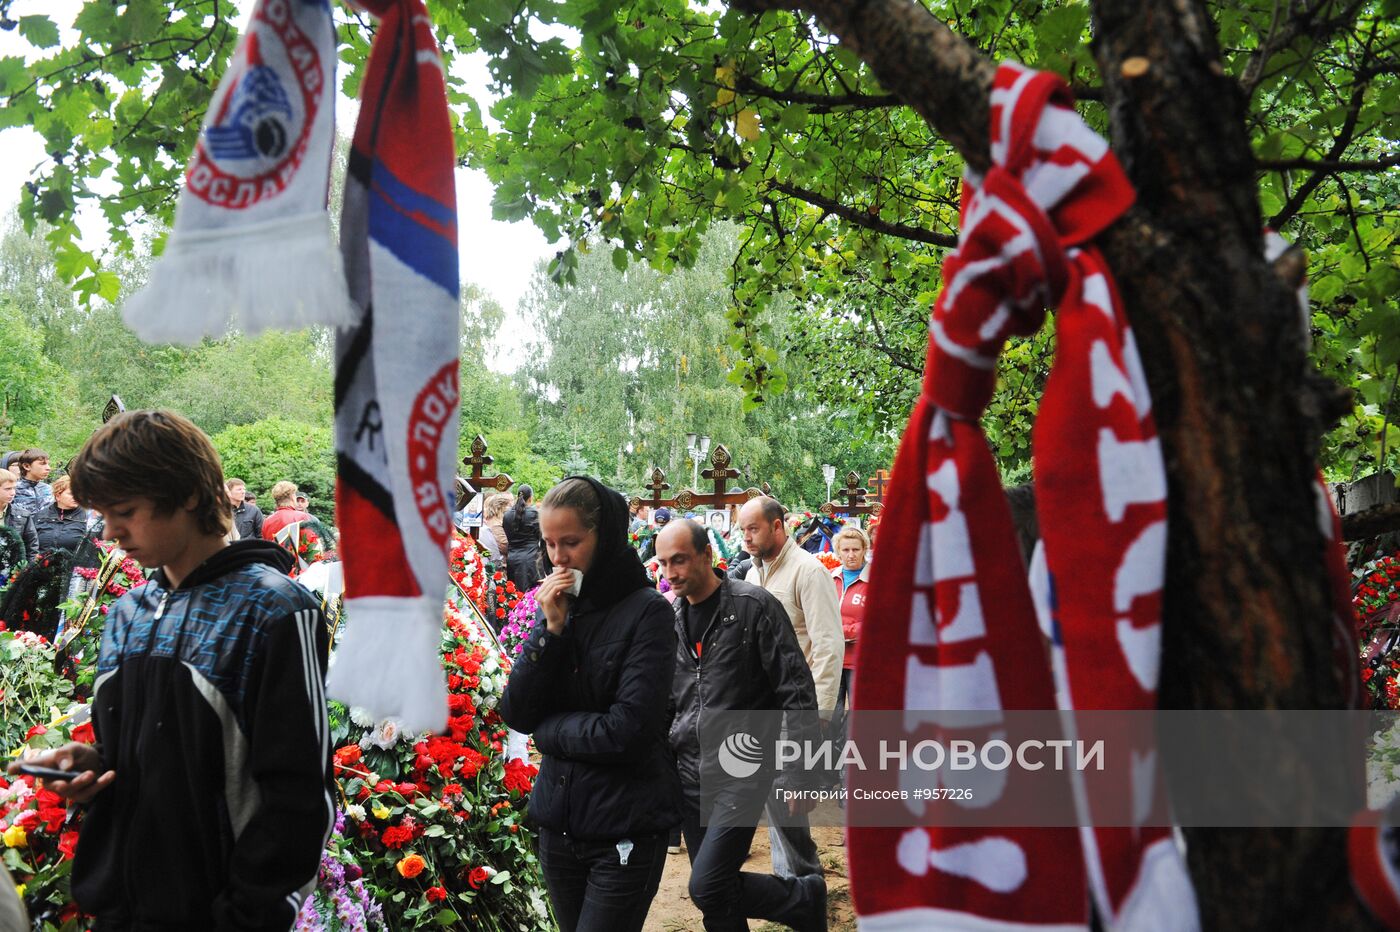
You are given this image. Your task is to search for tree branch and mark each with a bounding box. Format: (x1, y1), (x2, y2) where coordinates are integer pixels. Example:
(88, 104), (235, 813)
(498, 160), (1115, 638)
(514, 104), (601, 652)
(1257, 153), (1400, 172)
(1270, 67), (1372, 227)
(668, 141), (957, 246)
(731, 0), (996, 173)
(766, 177), (957, 246)
(735, 74), (901, 111)
(1240, 0), (1367, 96)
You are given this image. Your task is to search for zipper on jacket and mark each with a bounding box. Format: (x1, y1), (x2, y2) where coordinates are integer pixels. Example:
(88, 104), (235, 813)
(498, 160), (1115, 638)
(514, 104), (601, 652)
(154, 592), (169, 620)
(685, 590), (736, 769)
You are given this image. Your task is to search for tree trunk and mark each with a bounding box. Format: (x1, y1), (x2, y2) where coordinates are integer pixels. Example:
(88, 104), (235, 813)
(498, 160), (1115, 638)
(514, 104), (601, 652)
(734, 0), (1374, 926)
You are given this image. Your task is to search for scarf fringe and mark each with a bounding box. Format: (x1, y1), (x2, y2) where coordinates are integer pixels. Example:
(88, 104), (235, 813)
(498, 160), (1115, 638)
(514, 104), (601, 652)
(123, 212), (354, 345)
(327, 595), (448, 735)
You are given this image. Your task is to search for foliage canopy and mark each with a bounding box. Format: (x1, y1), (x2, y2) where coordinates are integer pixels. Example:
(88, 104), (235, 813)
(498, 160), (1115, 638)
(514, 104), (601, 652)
(0, 0), (1394, 480)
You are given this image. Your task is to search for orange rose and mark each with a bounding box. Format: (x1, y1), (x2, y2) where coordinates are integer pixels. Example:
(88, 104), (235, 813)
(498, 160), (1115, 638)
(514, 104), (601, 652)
(397, 853), (427, 879)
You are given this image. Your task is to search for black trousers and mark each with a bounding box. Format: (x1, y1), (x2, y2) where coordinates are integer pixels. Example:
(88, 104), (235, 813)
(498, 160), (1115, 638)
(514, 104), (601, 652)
(537, 828), (668, 932)
(681, 798), (820, 932)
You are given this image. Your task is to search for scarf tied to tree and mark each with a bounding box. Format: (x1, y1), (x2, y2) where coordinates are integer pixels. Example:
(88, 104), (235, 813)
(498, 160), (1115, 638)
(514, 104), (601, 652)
(848, 63), (1198, 929)
(116, 0), (462, 737)
(324, 0), (460, 735)
(123, 0), (352, 343)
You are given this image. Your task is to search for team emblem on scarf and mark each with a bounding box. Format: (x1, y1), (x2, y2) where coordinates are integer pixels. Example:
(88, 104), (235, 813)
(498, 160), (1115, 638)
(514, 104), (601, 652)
(323, 0), (460, 735)
(129, 0), (460, 734)
(848, 63), (1198, 930)
(123, 0), (352, 344)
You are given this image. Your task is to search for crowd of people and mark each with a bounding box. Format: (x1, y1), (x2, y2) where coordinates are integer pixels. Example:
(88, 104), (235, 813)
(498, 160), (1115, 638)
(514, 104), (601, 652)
(4, 416), (873, 932)
(0, 442), (338, 584)
(498, 481), (875, 932)
(0, 450), (103, 567)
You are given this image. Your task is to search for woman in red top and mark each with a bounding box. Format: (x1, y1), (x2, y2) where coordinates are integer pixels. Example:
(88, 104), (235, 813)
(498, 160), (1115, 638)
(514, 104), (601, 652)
(831, 526), (871, 725)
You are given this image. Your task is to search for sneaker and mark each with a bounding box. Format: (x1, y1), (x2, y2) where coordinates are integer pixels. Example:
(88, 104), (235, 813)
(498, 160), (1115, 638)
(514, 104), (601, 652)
(667, 844), (682, 855)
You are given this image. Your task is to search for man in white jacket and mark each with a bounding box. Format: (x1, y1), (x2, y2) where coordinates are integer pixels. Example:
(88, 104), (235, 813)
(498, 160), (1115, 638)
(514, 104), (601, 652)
(737, 496), (843, 882)
(737, 497), (843, 714)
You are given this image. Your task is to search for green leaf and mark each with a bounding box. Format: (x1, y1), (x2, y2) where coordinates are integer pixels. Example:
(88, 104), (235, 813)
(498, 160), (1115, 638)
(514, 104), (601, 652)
(0, 56), (28, 96)
(94, 270), (121, 302)
(18, 15), (61, 49)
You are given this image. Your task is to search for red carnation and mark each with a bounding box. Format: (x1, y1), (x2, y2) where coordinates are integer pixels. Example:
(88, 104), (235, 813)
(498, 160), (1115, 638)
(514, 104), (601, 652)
(427, 885), (448, 903)
(38, 805), (66, 833)
(504, 755), (534, 789)
(458, 748), (487, 778)
(381, 824), (414, 849)
(58, 830), (79, 861)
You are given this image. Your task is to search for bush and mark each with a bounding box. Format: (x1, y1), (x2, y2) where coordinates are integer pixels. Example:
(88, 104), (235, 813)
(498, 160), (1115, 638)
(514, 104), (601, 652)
(212, 418), (336, 517)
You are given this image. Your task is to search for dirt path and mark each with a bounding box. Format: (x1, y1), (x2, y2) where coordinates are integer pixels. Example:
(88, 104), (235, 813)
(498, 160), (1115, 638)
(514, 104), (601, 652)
(642, 823), (856, 931)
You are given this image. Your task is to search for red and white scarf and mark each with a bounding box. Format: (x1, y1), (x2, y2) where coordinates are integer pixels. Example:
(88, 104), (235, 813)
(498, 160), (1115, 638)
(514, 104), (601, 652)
(123, 0), (352, 344)
(850, 64), (1197, 929)
(323, 0), (459, 735)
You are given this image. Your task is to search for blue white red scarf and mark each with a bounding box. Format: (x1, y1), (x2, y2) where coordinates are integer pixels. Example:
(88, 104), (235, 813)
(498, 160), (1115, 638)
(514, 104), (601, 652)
(324, 0), (460, 735)
(128, 0), (462, 736)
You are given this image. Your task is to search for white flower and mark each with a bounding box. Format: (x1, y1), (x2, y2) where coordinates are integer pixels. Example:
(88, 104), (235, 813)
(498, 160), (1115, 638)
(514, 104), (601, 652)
(364, 717), (402, 750)
(482, 653), (499, 674)
(349, 706), (375, 727)
(345, 804), (366, 822)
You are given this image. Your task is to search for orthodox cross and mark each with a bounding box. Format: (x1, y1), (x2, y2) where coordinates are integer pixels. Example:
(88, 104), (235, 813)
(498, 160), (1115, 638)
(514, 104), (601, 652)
(102, 395), (126, 423)
(460, 435), (513, 541)
(821, 470), (884, 519)
(867, 468), (892, 504)
(629, 467), (677, 512)
(673, 444), (764, 511)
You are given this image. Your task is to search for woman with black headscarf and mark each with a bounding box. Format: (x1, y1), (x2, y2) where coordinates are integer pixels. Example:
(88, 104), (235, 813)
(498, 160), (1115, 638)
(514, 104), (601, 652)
(499, 476), (681, 932)
(502, 484), (542, 592)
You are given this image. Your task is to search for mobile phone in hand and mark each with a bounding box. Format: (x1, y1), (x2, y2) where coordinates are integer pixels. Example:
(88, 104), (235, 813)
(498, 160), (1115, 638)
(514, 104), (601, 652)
(17, 762), (83, 782)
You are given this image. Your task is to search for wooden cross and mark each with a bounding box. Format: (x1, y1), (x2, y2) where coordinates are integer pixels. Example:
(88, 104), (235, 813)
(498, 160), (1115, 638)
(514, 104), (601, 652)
(462, 434), (514, 494)
(629, 467), (677, 512)
(821, 469), (884, 519)
(673, 444), (765, 510)
(102, 395), (126, 423)
(460, 435), (513, 541)
(867, 468), (892, 504)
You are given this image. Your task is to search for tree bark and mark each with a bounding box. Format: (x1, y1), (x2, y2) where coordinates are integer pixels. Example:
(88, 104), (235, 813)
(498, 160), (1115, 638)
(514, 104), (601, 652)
(730, 0), (1378, 927)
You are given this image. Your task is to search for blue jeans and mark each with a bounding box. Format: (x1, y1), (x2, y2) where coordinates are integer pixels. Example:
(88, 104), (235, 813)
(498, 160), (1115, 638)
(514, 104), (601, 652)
(537, 829), (668, 932)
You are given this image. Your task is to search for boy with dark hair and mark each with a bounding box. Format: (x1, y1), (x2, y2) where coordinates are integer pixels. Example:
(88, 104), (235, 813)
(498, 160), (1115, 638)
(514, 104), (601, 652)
(12, 448), (53, 515)
(9, 409), (334, 931)
(0, 472), (39, 561)
(226, 477), (265, 542)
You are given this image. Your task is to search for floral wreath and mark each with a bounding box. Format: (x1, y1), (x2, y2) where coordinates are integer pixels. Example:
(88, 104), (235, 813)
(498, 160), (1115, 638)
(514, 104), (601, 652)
(0, 523), (25, 587)
(1356, 551), (1400, 709)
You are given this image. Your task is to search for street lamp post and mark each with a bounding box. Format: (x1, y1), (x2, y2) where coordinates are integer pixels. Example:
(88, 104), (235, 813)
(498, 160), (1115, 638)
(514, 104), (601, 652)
(687, 433), (711, 490)
(822, 463), (836, 504)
